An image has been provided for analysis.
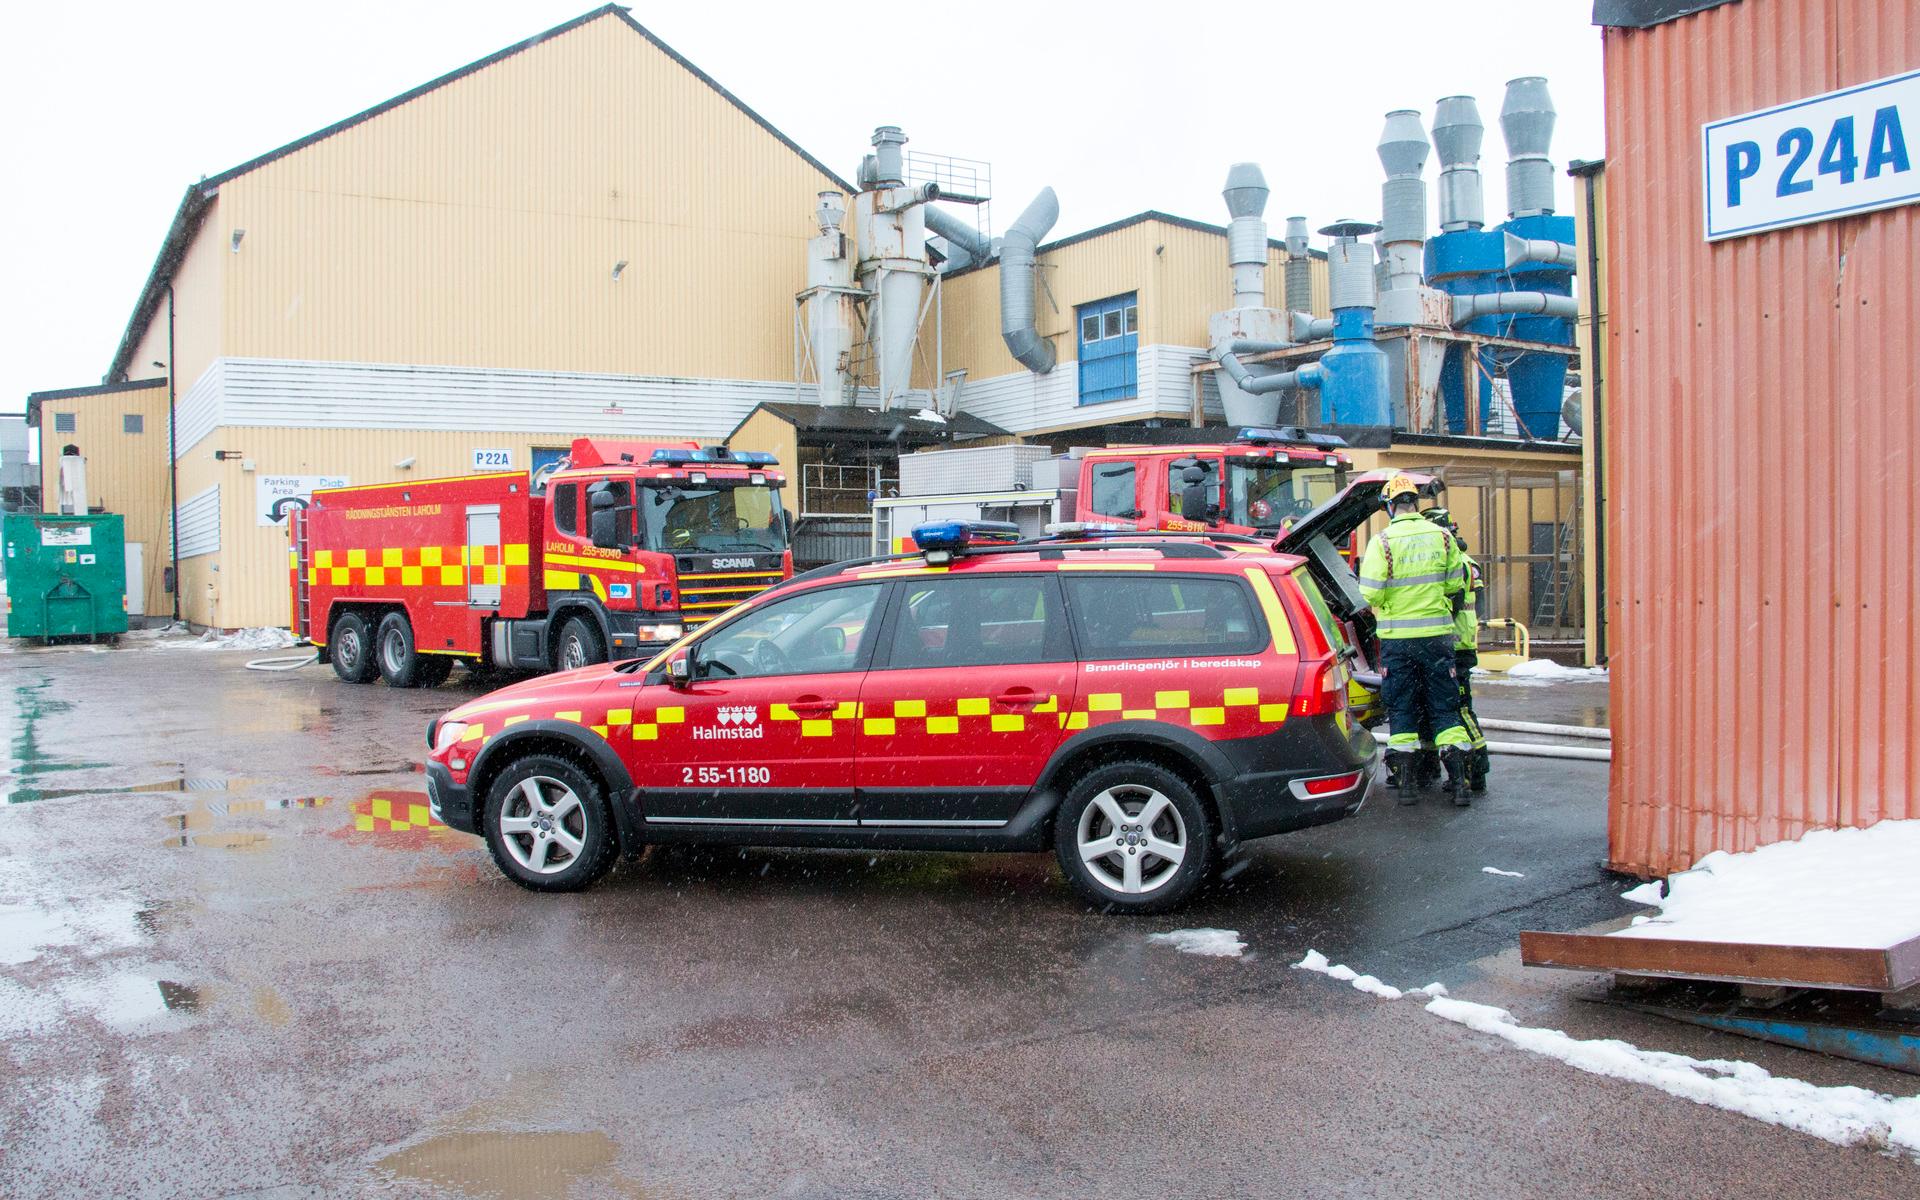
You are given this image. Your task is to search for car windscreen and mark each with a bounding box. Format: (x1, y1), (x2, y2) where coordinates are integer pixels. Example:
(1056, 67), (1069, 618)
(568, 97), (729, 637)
(640, 483), (787, 553)
(1228, 462), (1339, 531)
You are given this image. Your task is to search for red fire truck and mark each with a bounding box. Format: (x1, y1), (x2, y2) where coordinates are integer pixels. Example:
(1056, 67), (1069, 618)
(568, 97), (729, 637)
(1075, 427), (1353, 536)
(290, 438), (792, 687)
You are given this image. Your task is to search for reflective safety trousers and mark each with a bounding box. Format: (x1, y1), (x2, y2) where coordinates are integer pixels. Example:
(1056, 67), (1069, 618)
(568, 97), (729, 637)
(1358, 514), (1467, 640)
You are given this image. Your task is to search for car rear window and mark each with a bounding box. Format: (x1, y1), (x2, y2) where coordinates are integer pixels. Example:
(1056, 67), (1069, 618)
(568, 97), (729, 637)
(1063, 574), (1262, 659)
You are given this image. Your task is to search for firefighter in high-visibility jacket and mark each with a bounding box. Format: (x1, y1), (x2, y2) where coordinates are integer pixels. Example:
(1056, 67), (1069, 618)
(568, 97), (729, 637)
(1358, 476), (1473, 802)
(1424, 506), (1490, 793)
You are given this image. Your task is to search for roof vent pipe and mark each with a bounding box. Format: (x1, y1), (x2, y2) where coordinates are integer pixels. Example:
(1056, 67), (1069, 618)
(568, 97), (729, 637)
(1223, 163), (1270, 309)
(1000, 187), (1060, 373)
(1375, 109), (1430, 327)
(1500, 77), (1557, 218)
(1283, 217), (1313, 315)
(870, 126), (907, 188)
(1431, 96), (1485, 232)
(923, 206), (992, 272)
(1450, 290), (1578, 326)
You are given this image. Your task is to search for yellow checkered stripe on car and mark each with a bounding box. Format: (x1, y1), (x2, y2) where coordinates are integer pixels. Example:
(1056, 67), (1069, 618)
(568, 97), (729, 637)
(308, 544), (529, 587)
(849, 695), (1062, 738)
(1055, 688), (1290, 731)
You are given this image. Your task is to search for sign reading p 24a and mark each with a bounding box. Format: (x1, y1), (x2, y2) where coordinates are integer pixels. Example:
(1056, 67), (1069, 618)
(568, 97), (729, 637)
(1703, 68), (1915, 242)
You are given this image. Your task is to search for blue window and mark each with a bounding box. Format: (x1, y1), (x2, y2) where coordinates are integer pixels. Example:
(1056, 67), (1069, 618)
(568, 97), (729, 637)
(1076, 293), (1138, 405)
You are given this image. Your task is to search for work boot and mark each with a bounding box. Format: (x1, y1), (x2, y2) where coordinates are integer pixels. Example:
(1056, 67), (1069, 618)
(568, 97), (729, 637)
(1470, 748), (1491, 794)
(1413, 747), (1441, 790)
(1385, 751), (1419, 804)
(1442, 747), (1470, 806)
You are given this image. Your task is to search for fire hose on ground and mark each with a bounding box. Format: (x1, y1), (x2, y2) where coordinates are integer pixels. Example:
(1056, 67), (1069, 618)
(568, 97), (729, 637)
(1369, 729), (1612, 762)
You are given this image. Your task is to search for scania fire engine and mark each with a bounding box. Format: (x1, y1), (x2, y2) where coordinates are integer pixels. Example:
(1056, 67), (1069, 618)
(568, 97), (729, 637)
(290, 438), (793, 687)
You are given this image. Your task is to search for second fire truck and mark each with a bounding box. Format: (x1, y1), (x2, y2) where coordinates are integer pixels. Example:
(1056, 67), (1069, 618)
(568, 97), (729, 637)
(291, 438), (793, 687)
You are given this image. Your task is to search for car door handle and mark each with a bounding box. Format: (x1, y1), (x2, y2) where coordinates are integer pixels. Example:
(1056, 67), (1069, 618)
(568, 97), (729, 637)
(993, 689), (1043, 707)
(787, 696), (837, 715)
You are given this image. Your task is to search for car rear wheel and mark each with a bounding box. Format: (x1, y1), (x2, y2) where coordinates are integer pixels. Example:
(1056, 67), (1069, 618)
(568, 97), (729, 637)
(481, 754), (618, 892)
(555, 616), (606, 672)
(330, 612), (377, 684)
(376, 612), (428, 687)
(1053, 760), (1213, 914)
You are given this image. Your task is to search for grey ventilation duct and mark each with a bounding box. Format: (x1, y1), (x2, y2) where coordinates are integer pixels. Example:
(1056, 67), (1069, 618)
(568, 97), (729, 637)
(1432, 95), (1485, 232)
(924, 205), (992, 272)
(1284, 216), (1313, 315)
(1223, 163), (1270, 308)
(1001, 187), (1059, 373)
(1503, 232), (1578, 269)
(1500, 77), (1557, 218)
(1376, 109), (1430, 327)
(1450, 290), (1578, 325)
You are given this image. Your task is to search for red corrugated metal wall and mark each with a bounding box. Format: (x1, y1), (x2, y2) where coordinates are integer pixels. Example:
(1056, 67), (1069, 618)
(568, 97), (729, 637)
(1605, 0), (1920, 876)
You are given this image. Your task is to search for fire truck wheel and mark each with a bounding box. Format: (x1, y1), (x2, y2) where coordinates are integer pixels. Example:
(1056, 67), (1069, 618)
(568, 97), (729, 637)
(482, 754), (618, 892)
(554, 616), (606, 672)
(1052, 760), (1214, 914)
(376, 612), (429, 688)
(330, 612), (378, 684)
(415, 655), (454, 687)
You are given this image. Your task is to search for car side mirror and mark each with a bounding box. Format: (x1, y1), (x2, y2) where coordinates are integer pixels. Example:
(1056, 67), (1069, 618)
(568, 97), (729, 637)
(667, 654), (692, 686)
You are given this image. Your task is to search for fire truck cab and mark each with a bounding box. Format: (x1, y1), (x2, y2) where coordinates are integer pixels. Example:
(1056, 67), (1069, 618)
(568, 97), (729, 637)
(293, 438), (793, 686)
(1075, 426), (1352, 538)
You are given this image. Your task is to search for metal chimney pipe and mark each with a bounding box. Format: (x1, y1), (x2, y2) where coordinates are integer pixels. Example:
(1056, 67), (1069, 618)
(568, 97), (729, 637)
(1500, 77), (1557, 218)
(870, 126), (907, 188)
(1222, 163), (1270, 309)
(1431, 96), (1485, 232)
(1001, 187), (1060, 373)
(1376, 109), (1430, 327)
(1283, 216), (1312, 315)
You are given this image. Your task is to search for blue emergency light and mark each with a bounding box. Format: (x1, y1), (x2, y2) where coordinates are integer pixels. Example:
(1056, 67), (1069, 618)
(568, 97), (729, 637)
(649, 448), (712, 465)
(728, 450), (780, 466)
(1234, 425), (1350, 450)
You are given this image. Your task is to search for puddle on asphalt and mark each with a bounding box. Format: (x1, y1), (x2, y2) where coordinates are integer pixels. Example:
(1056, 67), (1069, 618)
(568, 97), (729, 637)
(0, 678), (110, 795)
(379, 1130), (623, 1200)
(337, 788), (466, 847)
(316, 762), (426, 777)
(253, 986), (291, 1027)
(9, 775), (252, 805)
(164, 795), (327, 831)
(163, 831), (273, 851)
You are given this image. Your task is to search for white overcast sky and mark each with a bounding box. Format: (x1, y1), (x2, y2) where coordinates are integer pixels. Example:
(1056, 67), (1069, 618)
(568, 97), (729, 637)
(0, 0), (1604, 418)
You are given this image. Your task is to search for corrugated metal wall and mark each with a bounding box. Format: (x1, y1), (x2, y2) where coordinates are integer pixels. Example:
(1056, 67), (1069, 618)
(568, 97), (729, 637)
(36, 385), (173, 615)
(1604, 0), (1920, 876)
(178, 426), (612, 628)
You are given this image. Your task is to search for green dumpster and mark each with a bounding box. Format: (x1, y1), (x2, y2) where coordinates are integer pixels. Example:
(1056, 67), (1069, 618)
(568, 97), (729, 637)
(3, 513), (129, 641)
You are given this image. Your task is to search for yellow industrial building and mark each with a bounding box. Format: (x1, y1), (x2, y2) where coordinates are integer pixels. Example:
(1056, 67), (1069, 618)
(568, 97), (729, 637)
(26, 3), (1591, 652)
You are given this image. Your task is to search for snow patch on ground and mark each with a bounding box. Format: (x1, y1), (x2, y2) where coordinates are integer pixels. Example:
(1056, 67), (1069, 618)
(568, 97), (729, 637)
(1477, 660), (1608, 686)
(1288, 944), (1920, 1159)
(1290, 950), (1446, 1001)
(1148, 928), (1245, 958)
(1425, 995), (1920, 1157)
(1616, 819), (1920, 949)
(1482, 867), (1527, 878)
(153, 627), (299, 652)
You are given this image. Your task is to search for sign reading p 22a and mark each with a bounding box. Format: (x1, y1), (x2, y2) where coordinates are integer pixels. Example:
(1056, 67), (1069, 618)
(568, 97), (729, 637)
(1703, 68), (1915, 241)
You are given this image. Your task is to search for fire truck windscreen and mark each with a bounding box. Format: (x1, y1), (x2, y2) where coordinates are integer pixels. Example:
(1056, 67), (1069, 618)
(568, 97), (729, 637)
(640, 481), (788, 553)
(1228, 462), (1340, 531)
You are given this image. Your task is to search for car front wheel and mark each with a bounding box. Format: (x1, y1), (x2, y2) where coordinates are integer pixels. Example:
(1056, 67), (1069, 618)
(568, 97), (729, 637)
(481, 754), (618, 892)
(1053, 760), (1213, 914)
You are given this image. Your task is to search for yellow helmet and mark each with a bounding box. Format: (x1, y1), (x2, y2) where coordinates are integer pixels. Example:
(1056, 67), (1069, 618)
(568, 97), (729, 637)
(1383, 474), (1422, 505)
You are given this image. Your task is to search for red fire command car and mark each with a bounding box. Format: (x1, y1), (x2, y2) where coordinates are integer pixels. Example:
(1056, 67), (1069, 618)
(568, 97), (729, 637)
(424, 504), (1387, 913)
(291, 438), (793, 687)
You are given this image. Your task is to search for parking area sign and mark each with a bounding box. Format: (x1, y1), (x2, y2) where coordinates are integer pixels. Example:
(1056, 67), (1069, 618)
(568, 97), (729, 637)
(1703, 68), (1917, 242)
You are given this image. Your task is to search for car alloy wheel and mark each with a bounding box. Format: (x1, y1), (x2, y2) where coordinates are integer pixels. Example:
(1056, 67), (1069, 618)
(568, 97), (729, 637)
(497, 775), (589, 875)
(1075, 783), (1188, 897)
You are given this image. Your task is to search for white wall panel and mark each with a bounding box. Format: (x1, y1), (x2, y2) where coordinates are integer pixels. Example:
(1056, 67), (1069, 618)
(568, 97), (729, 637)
(172, 360), (226, 457)
(174, 484), (220, 559)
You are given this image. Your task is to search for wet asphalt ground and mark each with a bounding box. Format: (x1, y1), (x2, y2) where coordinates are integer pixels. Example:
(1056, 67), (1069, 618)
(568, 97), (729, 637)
(2, 632), (1916, 1198)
